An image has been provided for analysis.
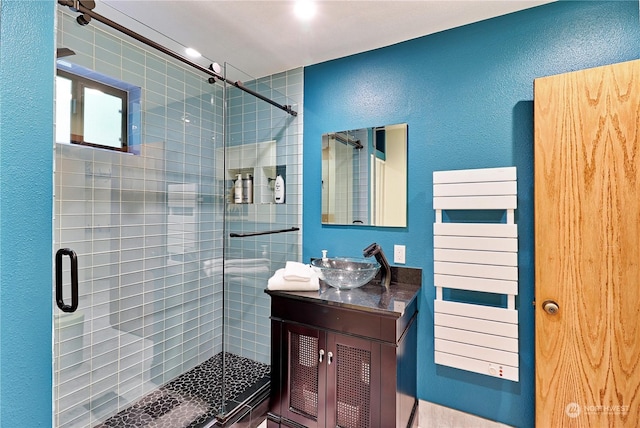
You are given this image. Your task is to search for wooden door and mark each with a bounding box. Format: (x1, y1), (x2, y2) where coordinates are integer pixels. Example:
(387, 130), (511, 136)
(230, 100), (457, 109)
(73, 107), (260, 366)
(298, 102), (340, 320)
(534, 59), (640, 426)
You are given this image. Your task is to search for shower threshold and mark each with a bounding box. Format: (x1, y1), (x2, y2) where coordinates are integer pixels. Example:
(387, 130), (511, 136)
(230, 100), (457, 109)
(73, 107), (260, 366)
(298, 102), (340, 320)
(95, 353), (270, 428)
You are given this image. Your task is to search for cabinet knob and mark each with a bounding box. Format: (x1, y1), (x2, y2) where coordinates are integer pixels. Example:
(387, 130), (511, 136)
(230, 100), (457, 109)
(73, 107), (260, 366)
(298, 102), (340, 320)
(327, 351), (333, 365)
(319, 349), (325, 363)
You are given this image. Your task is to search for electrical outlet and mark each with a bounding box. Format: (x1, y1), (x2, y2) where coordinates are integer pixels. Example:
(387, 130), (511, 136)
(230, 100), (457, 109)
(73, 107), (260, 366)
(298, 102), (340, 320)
(393, 245), (406, 264)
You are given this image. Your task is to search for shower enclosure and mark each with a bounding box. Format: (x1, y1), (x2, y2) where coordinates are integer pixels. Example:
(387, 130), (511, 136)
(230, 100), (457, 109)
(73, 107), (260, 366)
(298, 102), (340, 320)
(53, 5), (301, 427)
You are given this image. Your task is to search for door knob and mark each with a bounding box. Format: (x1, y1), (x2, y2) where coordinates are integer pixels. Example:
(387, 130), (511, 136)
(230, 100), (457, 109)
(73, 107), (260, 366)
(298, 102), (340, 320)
(542, 300), (559, 315)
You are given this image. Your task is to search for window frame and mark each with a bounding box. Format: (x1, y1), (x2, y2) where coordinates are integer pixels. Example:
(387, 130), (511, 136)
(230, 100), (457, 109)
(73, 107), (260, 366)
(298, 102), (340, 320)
(57, 68), (129, 152)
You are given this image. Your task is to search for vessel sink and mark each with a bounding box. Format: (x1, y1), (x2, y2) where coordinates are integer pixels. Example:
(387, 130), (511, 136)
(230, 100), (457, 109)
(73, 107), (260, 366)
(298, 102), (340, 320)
(311, 257), (380, 290)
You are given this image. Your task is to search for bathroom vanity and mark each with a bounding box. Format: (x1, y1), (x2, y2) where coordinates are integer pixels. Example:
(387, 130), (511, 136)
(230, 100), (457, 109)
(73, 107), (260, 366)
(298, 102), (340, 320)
(266, 267), (421, 428)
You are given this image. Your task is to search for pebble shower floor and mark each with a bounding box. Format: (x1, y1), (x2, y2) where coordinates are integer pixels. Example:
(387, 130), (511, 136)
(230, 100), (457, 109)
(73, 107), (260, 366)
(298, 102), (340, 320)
(94, 353), (270, 427)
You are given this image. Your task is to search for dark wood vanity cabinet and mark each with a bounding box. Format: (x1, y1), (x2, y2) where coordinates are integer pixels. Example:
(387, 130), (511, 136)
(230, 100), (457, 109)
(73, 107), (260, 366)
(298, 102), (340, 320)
(278, 322), (380, 428)
(266, 277), (420, 428)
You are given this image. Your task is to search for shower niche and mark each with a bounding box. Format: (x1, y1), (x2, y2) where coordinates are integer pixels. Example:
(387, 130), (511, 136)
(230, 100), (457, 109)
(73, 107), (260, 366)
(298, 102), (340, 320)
(224, 140), (285, 215)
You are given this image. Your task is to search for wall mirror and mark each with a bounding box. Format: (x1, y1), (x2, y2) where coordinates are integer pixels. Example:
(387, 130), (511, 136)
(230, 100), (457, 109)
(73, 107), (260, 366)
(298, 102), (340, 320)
(321, 123), (407, 227)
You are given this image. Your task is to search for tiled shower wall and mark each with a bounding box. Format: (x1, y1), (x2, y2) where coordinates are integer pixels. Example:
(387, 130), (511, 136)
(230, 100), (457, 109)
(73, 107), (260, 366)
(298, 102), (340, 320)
(55, 8), (302, 426)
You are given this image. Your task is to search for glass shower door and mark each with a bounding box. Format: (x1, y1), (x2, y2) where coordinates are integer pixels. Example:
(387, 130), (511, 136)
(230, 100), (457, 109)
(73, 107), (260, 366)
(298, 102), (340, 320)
(219, 63), (302, 419)
(54, 8), (225, 426)
(54, 6), (302, 427)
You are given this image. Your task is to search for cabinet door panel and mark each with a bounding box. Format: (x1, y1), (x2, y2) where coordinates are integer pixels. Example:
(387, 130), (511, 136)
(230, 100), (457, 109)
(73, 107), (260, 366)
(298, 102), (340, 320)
(327, 333), (381, 428)
(282, 323), (325, 428)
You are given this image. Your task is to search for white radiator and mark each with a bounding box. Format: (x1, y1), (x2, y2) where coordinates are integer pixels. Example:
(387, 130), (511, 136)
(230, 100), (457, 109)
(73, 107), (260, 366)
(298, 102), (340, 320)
(433, 166), (519, 382)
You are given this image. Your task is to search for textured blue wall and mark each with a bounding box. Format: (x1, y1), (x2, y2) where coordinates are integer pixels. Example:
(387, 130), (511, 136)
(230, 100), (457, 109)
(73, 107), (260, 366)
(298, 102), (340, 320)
(0, 1), (55, 426)
(303, 1), (640, 426)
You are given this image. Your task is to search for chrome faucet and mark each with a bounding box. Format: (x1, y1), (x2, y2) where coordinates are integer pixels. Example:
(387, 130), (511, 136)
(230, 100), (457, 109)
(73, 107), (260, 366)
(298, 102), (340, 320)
(363, 243), (391, 289)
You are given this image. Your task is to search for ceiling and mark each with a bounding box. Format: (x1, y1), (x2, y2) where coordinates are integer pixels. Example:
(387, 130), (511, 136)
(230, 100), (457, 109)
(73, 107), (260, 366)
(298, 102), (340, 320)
(93, 0), (554, 79)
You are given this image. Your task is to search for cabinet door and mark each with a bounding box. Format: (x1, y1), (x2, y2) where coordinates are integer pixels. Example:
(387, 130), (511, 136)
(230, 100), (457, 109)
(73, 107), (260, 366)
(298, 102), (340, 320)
(282, 323), (326, 428)
(326, 333), (381, 428)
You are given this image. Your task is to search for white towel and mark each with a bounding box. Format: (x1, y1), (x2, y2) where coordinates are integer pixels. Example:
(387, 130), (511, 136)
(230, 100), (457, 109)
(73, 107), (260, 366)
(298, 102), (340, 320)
(268, 268), (319, 291)
(283, 261), (313, 282)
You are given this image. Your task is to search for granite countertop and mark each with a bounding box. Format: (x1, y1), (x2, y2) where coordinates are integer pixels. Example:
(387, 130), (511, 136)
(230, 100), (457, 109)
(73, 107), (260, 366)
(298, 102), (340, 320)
(265, 266), (421, 317)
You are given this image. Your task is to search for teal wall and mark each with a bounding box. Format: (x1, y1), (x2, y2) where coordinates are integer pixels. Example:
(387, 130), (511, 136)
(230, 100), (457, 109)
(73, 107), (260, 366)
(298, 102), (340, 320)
(302, 1), (640, 426)
(1, 1), (638, 427)
(0, 0), (55, 426)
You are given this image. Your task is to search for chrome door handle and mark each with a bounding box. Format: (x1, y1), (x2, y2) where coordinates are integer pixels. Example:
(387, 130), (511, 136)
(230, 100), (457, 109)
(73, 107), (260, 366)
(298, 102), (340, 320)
(319, 349), (325, 363)
(327, 351), (333, 365)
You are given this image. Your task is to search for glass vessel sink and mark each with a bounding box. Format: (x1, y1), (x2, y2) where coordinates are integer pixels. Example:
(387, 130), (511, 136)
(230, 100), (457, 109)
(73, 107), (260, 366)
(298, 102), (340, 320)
(311, 257), (380, 290)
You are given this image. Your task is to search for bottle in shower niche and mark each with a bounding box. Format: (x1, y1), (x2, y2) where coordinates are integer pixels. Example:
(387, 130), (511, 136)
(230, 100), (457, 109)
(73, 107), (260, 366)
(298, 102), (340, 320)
(274, 174), (285, 204)
(242, 173), (253, 204)
(234, 173), (243, 204)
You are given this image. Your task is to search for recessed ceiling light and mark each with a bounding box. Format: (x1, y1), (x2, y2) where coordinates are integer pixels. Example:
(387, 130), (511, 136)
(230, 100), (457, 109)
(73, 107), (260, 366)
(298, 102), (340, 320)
(185, 47), (201, 58)
(294, 0), (316, 21)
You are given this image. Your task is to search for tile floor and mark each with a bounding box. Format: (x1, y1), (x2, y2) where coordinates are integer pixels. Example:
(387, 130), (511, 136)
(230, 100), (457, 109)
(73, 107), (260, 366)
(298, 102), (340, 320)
(95, 353), (269, 427)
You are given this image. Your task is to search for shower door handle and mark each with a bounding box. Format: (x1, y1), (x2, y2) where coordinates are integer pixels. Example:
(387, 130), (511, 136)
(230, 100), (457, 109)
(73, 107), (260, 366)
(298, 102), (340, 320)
(56, 248), (79, 313)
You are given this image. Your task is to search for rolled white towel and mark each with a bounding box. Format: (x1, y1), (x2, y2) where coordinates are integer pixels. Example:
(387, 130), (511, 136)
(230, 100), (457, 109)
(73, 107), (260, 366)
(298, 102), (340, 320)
(283, 261), (313, 282)
(268, 268), (319, 291)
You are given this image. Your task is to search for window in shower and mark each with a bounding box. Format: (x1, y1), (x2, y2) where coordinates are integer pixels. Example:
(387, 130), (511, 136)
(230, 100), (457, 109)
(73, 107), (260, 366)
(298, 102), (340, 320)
(56, 70), (127, 151)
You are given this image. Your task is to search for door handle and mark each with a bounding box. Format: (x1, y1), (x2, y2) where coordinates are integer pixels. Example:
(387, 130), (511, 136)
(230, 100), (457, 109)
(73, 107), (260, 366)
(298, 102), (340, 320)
(319, 349), (325, 363)
(542, 300), (559, 315)
(56, 248), (78, 313)
(327, 351), (333, 365)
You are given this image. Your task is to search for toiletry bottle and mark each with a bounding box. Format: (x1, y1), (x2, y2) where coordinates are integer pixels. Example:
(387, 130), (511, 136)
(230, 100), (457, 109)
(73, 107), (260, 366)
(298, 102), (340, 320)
(274, 174), (285, 204)
(234, 174), (243, 204)
(243, 173), (253, 204)
(317, 250), (328, 279)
